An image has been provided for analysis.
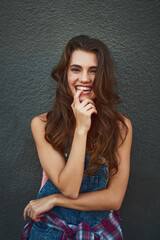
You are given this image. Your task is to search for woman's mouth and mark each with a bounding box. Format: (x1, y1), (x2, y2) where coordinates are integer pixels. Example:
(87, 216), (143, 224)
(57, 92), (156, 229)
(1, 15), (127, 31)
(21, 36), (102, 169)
(75, 86), (92, 95)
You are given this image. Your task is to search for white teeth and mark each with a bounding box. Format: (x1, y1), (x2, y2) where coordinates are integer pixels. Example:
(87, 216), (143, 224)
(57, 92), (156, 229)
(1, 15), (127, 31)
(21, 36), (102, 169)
(76, 86), (92, 91)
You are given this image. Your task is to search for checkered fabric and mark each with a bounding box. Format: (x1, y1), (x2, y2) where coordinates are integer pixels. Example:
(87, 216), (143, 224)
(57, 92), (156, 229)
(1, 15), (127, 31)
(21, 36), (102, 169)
(20, 210), (123, 240)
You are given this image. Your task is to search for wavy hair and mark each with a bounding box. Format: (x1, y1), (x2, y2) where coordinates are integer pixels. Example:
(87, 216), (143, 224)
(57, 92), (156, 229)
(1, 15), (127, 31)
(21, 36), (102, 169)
(44, 35), (128, 177)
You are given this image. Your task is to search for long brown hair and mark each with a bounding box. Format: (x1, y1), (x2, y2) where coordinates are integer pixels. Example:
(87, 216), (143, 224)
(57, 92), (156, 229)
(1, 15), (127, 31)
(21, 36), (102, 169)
(44, 35), (128, 177)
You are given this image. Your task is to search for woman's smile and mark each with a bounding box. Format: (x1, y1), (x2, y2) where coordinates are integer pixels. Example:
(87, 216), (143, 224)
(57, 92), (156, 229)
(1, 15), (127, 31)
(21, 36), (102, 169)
(75, 85), (93, 95)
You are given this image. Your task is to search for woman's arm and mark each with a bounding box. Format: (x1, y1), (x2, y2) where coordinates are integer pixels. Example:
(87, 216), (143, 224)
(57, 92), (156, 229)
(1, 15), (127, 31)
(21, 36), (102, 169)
(24, 117), (132, 221)
(54, 117), (132, 211)
(32, 117), (87, 199)
(31, 90), (97, 199)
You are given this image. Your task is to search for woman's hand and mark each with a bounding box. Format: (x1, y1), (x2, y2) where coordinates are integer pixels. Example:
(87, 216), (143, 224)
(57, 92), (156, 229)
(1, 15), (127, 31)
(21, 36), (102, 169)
(71, 90), (97, 133)
(23, 195), (57, 222)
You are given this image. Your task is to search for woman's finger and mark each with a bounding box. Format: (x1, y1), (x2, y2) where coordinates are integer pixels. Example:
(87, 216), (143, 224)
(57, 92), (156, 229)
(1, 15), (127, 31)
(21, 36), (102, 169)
(83, 103), (96, 111)
(30, 212), (44, 222)
(71, 89), (83, 112)
(34, 218), (41, 222)
(80, 99), (95, 108)
(73, 89), (83, 105)
(86, 108), (97, 115)
(23, 204), (29, 221)
(71, 103), (74, 110)
(34, 215), (44, 222)
(37, 213), (44, 218)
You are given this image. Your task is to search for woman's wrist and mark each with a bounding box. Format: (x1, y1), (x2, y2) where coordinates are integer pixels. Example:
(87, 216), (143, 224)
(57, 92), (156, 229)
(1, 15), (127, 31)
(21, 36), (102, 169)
(75, 127), (88, 135)
(52, 193), (69, 208)
(51, 194), (62, 207)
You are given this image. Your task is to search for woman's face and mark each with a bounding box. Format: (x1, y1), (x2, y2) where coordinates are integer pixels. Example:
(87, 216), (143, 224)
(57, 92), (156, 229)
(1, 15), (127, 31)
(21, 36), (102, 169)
(67, 49), (98, 102)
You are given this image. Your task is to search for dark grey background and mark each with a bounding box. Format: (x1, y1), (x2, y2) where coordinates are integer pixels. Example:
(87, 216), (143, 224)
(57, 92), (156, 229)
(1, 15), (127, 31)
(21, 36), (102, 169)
(1, 0), (160, 239)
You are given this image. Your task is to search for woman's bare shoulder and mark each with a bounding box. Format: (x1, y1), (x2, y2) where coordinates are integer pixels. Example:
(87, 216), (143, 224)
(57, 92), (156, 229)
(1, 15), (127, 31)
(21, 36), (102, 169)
(31, 113), (48, 135)
(116, 113), (133, 148)
(32, 112), (48, 122)
(38, 112), (48, 121)
(117, 113), (132, 131)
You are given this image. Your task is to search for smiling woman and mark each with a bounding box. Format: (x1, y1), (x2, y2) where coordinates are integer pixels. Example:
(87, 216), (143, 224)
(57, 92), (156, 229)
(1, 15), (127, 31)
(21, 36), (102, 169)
(21, 35), (132, 240)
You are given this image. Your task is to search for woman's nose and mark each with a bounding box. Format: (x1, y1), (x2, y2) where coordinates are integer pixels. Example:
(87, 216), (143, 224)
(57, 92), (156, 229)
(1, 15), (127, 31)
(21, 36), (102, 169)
(80, 71), (90, 82)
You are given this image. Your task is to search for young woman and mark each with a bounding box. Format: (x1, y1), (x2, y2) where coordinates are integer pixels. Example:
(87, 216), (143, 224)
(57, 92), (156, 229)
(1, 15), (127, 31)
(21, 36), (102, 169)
(21, 35), (132, 239)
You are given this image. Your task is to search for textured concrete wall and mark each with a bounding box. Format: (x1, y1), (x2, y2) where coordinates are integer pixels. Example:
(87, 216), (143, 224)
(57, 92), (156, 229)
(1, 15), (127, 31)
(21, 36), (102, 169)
(1, 0), (160, 239)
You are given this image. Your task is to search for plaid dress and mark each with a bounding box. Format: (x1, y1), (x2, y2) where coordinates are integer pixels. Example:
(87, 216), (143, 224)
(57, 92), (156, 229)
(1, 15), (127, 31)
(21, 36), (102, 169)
(21, 150), (123, 239)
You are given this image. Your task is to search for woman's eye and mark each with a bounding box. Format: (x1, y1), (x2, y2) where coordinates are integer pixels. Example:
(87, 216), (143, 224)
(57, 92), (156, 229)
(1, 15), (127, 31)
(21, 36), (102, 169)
(71, 68), (80, 72)
(90, 70), (97, 74)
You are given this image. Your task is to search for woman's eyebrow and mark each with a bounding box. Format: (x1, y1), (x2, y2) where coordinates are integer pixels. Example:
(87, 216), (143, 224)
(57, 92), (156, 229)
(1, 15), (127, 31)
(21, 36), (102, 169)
(70, 64), (97, 69)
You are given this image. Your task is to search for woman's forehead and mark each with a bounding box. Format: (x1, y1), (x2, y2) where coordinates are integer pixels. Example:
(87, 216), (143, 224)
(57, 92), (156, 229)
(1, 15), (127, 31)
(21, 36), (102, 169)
(69, 50), (98, 66)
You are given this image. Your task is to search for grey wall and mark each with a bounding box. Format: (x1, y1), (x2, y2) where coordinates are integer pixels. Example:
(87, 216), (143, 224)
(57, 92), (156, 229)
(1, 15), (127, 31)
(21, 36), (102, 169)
(1, 0), (160, 239)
